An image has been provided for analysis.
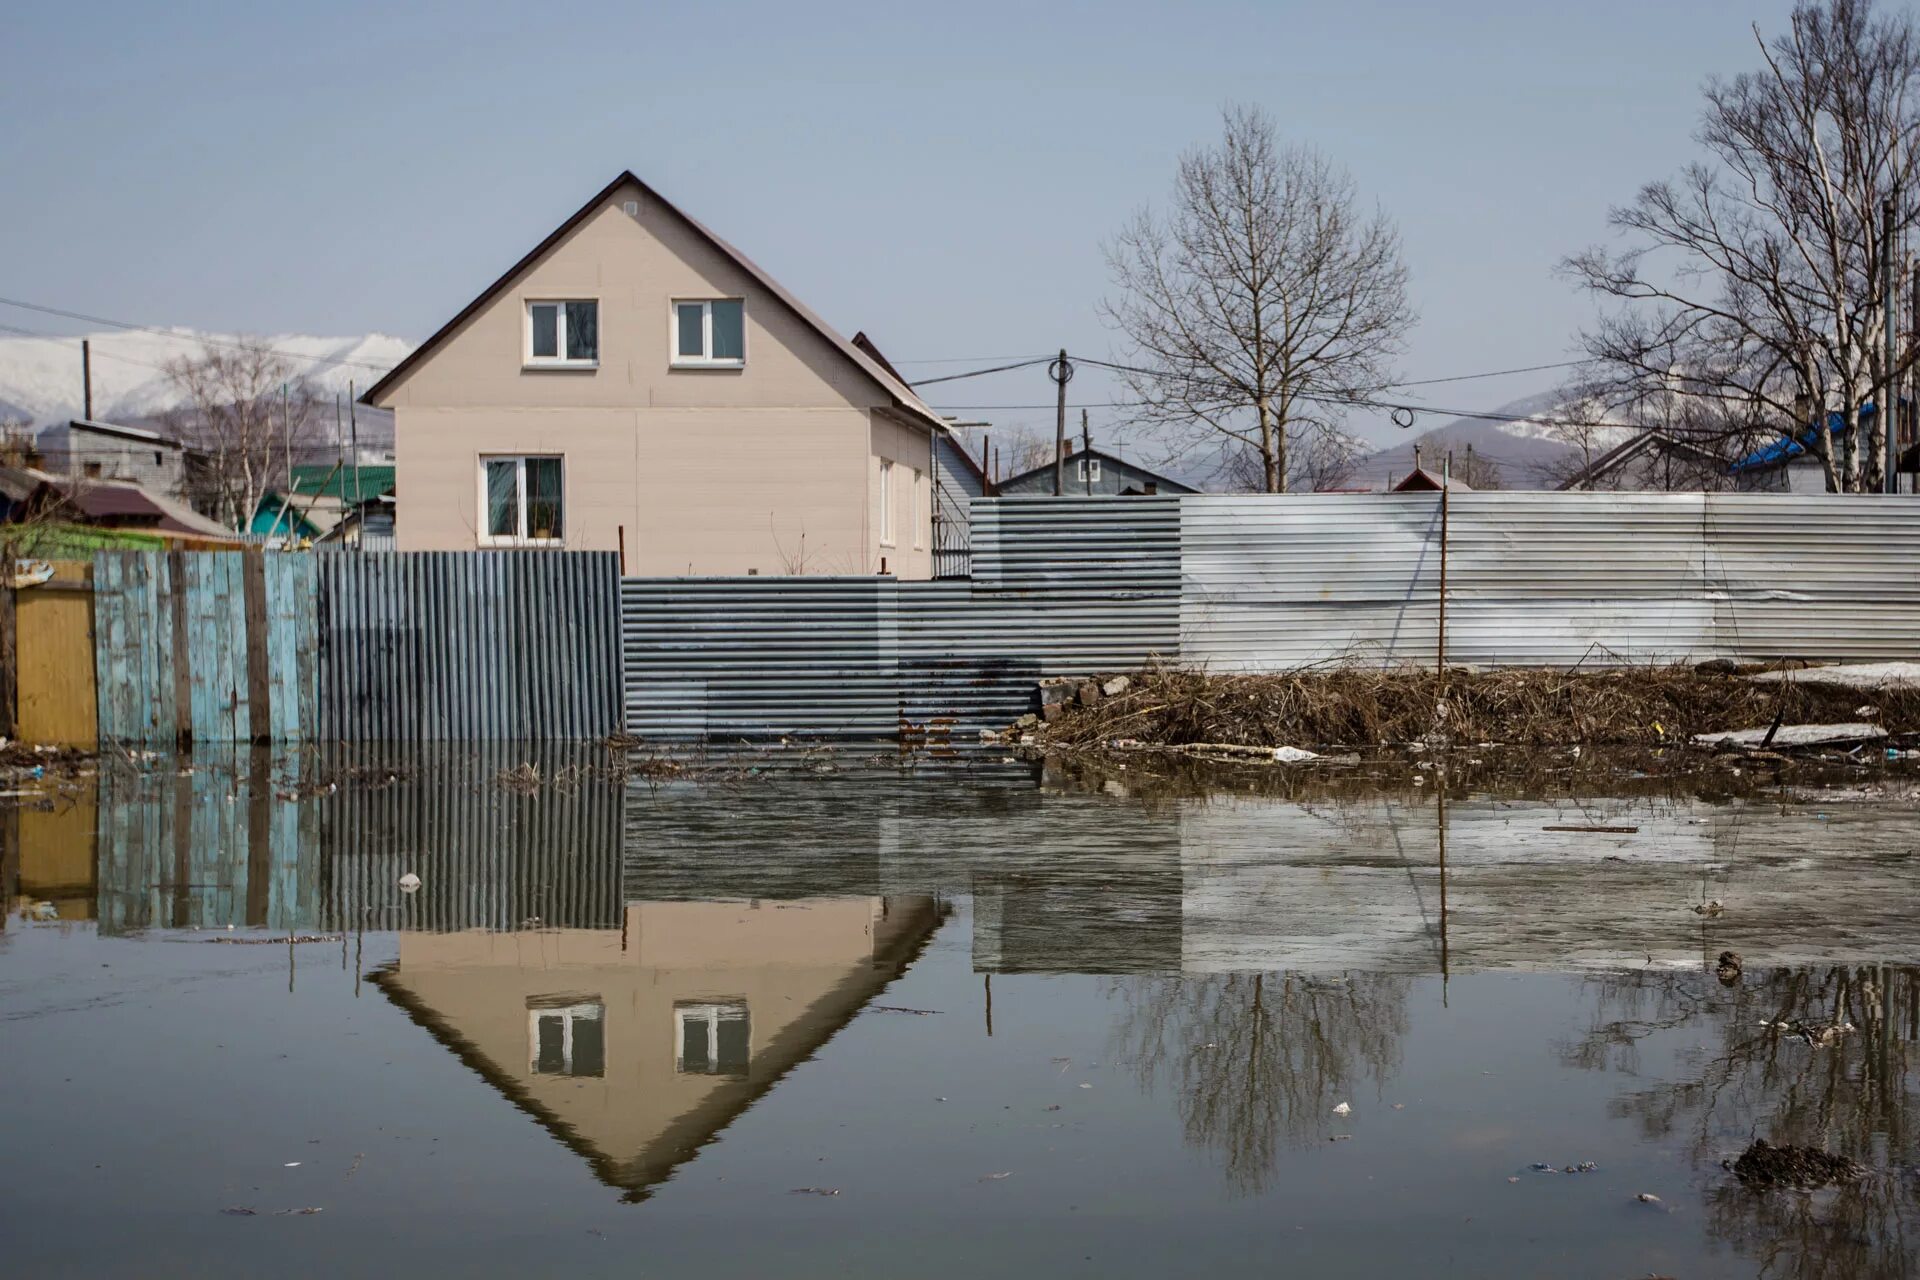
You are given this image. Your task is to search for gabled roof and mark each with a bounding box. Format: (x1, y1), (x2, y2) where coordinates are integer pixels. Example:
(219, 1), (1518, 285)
(997, 445), (1197, 494)
(361, 172), (945, 431)
(1554, 429), (1726, 490)
(1391, 466), (1472, 492)
(66, 418), (183, 447)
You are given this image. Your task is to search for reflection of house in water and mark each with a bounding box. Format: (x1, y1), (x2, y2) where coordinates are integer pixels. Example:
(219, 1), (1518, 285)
(374, 895), (942, 1200)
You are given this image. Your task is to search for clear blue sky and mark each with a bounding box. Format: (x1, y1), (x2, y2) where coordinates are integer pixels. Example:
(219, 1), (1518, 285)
(0, 0), (1802, 446)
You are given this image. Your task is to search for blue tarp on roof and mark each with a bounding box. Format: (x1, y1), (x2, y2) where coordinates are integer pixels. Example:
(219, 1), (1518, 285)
(1729, 402), (1885, 473)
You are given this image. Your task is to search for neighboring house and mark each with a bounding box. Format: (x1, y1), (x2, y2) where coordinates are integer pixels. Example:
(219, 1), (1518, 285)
(361, 171), (951, 576)
(16, 470), (242, 545)
(1554, 430), (1732, 491)
(39, 419), (191, 499)
(995, 445), (1196, 497)
(374, 894), (941, 1201)
(315, 494), (397, 550)
(250, 463), (399, 546)
(1728, 401), (1913, 492)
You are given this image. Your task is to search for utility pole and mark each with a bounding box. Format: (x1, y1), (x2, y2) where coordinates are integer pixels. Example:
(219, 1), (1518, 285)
(81, 340), (93, 421)
(1910, 255), (1919, 494)
(1049, 349), (1072, 497)
(1437, 450), (1450, 674)
(1886, 196), (1900, 494)
(349, 380), (362, 545)
(1081, 408), (1091, 495)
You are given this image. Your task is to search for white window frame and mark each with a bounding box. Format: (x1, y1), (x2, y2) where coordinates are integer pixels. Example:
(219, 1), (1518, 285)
(912, 469), (926, 550)
(1077, 458), (1101, 482)
(675, 1000), (750, 1075)
(669, 298), (747, 368)
(528, 1001), (603, 1075)
(523, 299), (599, 368)
(878, 459), (895, 546)
(478, 454), (565, 547)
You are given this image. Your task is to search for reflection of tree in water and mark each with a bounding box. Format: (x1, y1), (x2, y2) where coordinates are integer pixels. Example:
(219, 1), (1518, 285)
(1108, 971), (1409, 1194)
(1565, 965), (1920, 1280)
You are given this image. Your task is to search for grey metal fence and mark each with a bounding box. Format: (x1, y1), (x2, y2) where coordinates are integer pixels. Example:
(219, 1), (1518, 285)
(620, 500), (1183, 740)
(619, 492), (1920, 742)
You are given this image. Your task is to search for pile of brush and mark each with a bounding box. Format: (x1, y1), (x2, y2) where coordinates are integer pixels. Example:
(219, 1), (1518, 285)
(1027, 663), (1920, 751)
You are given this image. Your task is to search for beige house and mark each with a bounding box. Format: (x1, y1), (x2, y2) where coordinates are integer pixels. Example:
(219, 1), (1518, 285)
(373, 895), (941, 1199)
(362, 172), (948, 577)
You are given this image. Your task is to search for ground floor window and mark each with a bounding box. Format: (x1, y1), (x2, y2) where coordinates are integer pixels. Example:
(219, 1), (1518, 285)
(481, 455), (563, 545)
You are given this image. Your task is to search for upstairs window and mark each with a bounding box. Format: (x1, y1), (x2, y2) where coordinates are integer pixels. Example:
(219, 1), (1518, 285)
(529, 1000), (605, 1077)
(526, 300), (598, 366)
(672, 299), (746, 366)
(676, 1000), (750, 1076)
(482, 455), (564, 545)
(1077, 458), (1101, 482)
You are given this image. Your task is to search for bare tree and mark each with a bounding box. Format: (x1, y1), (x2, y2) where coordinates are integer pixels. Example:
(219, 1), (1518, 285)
(162, 339), (321, 529)
(1450, 444), (1504, 490)
(1563, 0), (1920, 493)
(1223, 428), (1365, 491)
(1103, 104), (1415, 492)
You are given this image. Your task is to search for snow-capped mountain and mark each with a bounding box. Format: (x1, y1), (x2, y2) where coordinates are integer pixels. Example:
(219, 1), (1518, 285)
(0, 328), (413, 428)
(1357, 389), (1637, 489)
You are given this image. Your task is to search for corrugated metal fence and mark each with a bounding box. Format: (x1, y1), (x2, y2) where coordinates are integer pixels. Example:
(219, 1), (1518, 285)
(1182, 492), (1920, 668)
(622, 500), (1181, 739)
(621, 493), (1920, 740)
(94, 551), (621, 743)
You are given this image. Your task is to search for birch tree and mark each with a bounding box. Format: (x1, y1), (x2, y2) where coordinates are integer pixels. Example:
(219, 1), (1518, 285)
(162, 339), (320, 528)
(1564, 0), (1920, 493)
(1102, 105), (1415, 492)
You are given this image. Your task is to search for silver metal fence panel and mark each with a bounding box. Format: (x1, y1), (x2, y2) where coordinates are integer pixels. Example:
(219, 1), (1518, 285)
(1445, 493), (1717, 666)
(1180, 495), (1442, 670)
(896, 579), (1179, 732)
(316, 552), (619, 742)
(971, 496), (1182, 597)
(621, 577), (897, 741)
(1706, 494), (1920, 660)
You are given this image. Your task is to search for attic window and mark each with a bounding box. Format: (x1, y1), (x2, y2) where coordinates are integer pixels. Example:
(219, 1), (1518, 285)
(1076, 458), (1101, 482)
(526, 299), (598, 367)
(672, 299), (745, 367)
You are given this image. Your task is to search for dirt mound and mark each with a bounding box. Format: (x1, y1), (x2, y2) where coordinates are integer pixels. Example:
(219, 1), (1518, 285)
(1728, 1139), (1866, 1189)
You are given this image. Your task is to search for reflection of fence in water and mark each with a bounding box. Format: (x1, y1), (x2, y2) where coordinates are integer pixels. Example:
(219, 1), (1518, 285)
(94, 746), (624, 935)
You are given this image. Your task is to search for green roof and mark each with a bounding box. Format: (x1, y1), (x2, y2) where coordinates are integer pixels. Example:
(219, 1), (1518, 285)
(289, 464), (395, 503)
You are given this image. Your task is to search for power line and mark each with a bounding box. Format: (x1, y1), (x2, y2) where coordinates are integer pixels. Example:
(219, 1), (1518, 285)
(1387, 359), (1585, 388)
(1069, 356), (1626, 430)
(907, 357), (1052, 387)
(889, 353), (1053, 365)
(0, 294), (397, 373)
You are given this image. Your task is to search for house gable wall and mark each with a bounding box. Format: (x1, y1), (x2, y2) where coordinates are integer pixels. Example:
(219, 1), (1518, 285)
(378, 180), (932, 572)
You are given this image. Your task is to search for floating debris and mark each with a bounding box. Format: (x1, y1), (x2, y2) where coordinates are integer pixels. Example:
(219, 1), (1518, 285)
(1727, 1139), (1866, 1189)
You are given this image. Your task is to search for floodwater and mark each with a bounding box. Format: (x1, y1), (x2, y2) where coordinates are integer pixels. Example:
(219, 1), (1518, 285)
(5, 747), (1920, 1278)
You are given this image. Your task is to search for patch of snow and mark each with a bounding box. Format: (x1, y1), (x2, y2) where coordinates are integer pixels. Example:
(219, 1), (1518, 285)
(1746, 662), (1920, 690)
(1692, 723), (1888, 749)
